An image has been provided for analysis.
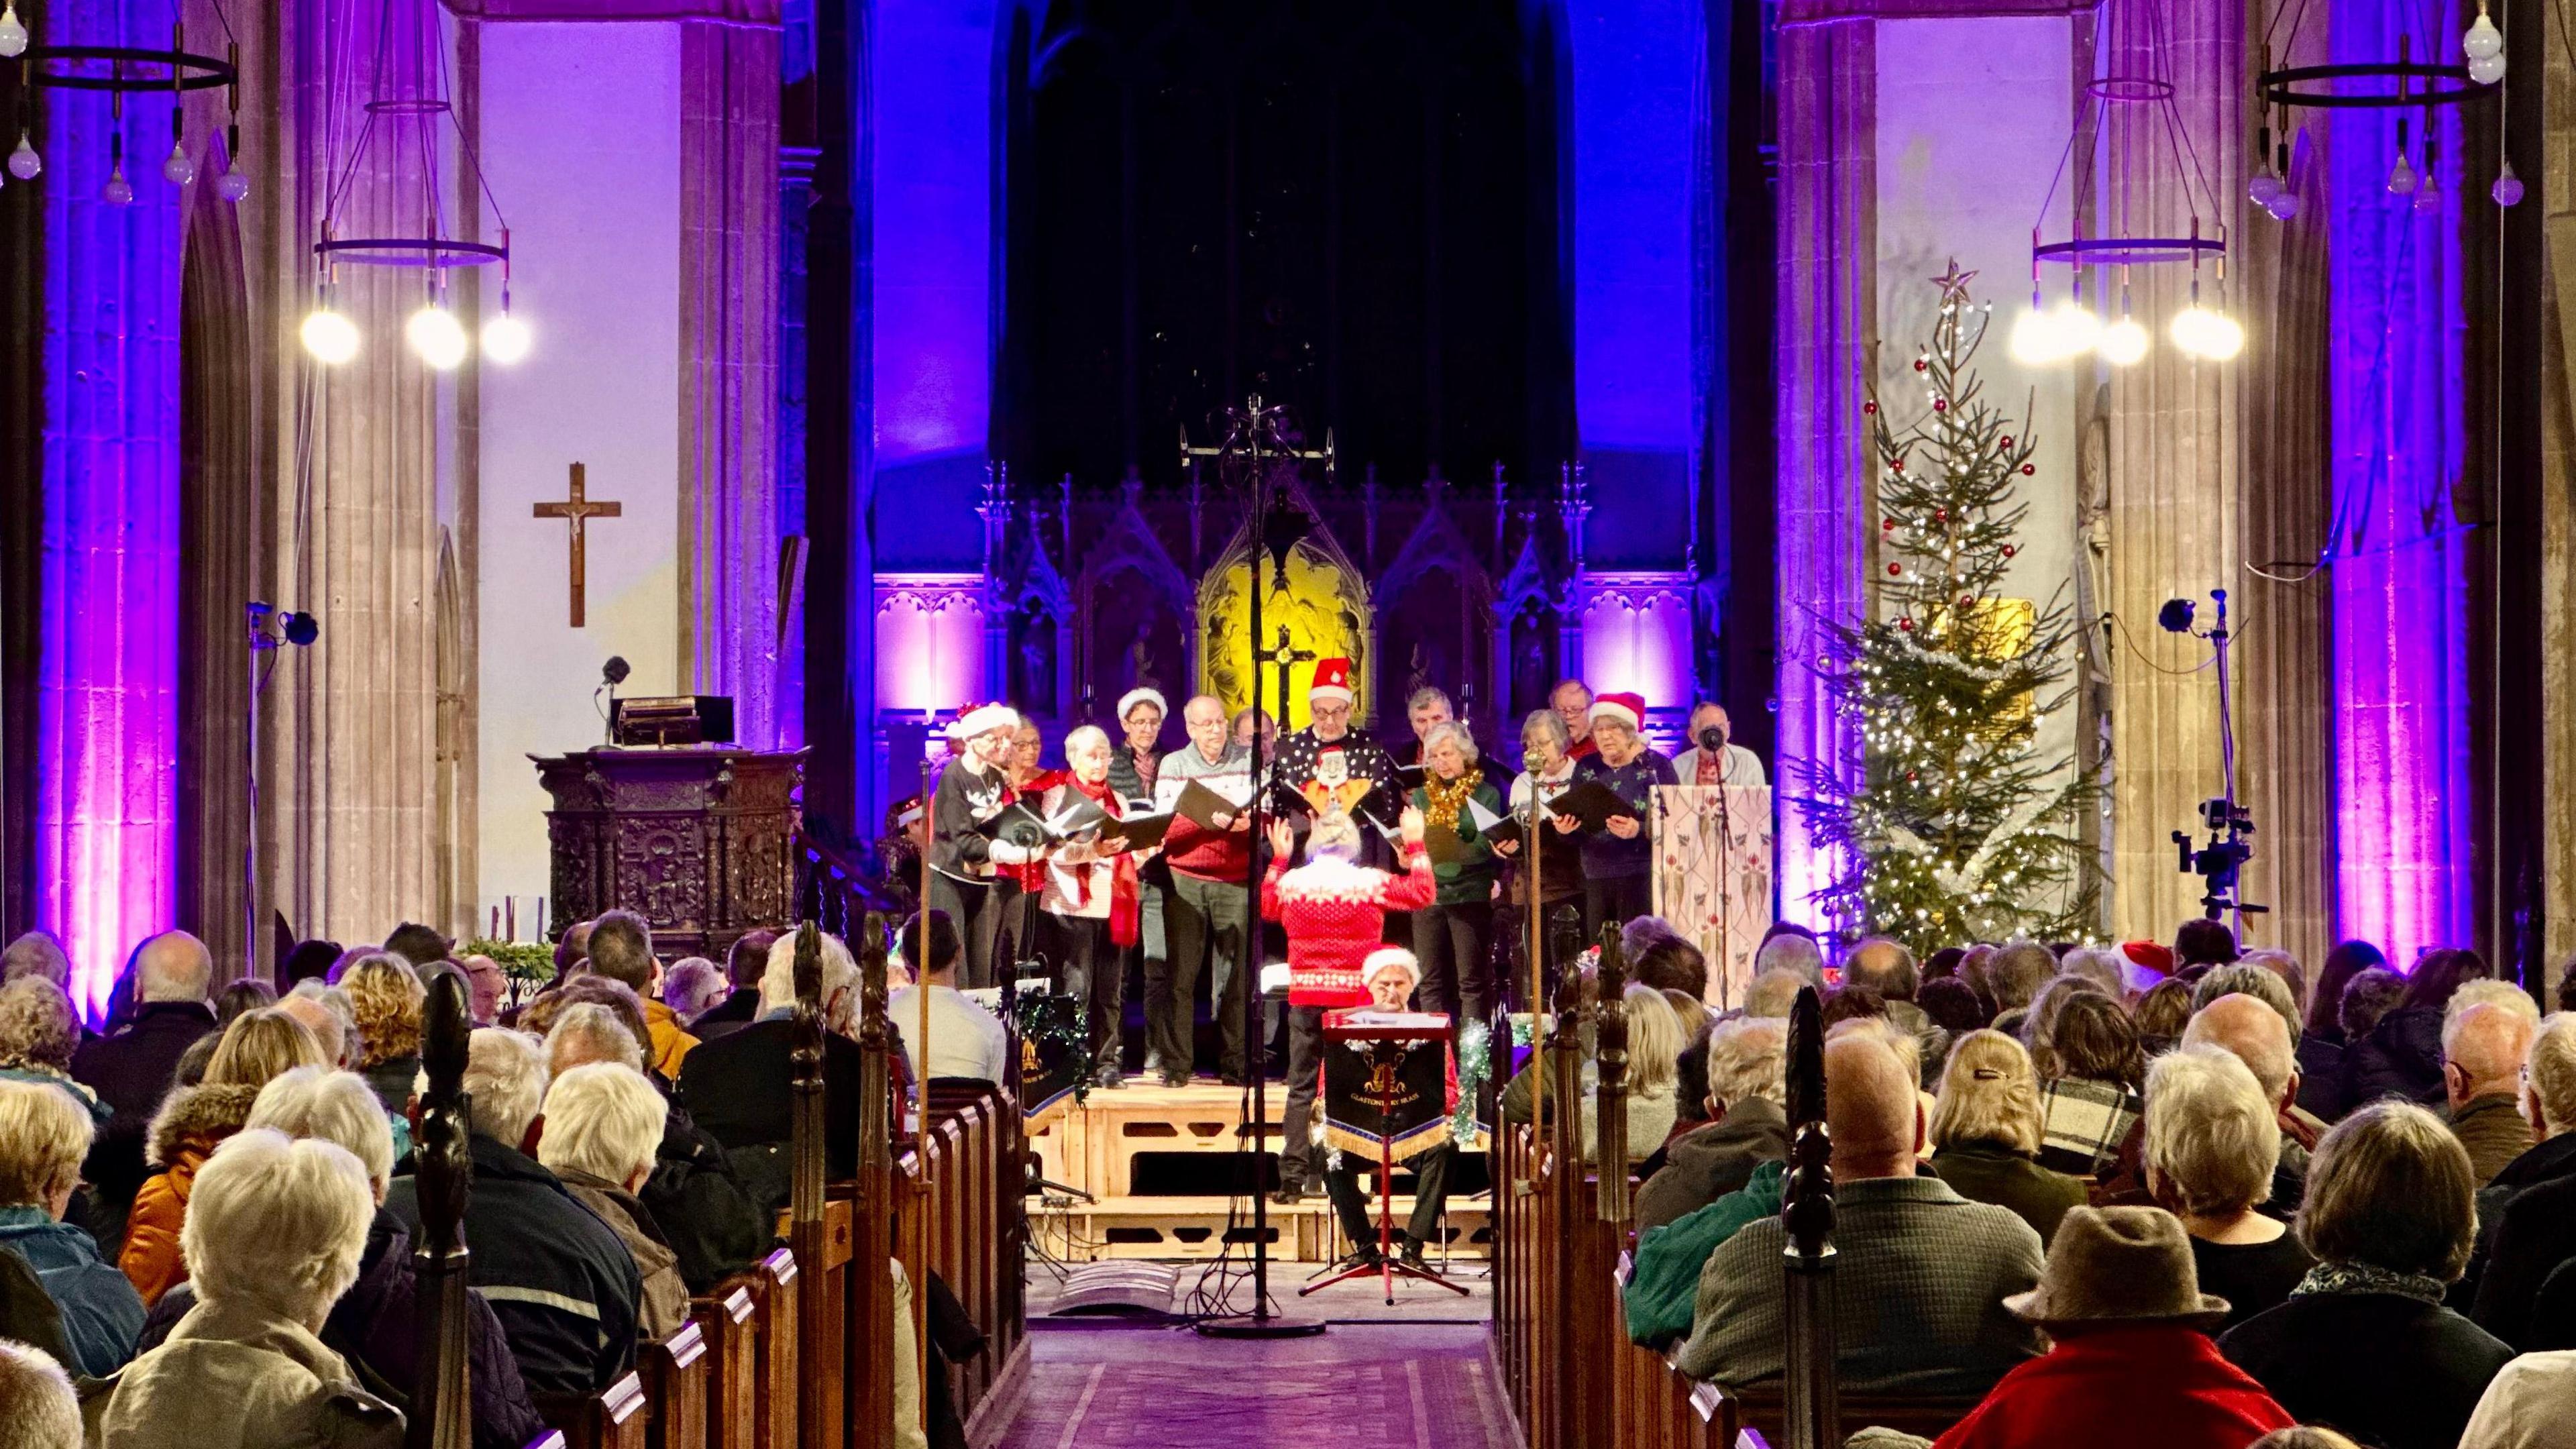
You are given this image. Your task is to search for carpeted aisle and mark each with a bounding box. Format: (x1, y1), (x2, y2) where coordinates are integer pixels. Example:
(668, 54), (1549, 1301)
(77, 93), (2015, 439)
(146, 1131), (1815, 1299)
(991, 1322), (1519, 1449)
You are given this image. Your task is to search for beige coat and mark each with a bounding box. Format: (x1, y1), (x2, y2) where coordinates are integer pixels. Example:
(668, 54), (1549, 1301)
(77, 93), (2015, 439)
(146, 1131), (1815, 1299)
(87, 1296), (402, 1449)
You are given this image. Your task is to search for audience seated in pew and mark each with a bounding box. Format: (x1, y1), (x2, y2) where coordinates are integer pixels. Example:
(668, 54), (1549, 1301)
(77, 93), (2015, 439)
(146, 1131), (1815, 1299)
(582, 910), (700, 1079)
(340, 955), (429, 1125)
(536, 1062), (690, 1340)
(678, 929), (914, 1205)
(1676, 1018), (2047, 1395)
(2292, 944), (2387, 1121)
(89, 1130), (405, 1448)
(2442, 1001), (2538, 1186)
(136, 1067), (544, 1449)
(2153, 995), (2309, 1217)
(1925, 1206), (2294, 1449)
(660, 957), (728, 1024)
(2218, 1102), (2514, 1449)
(1633, 1015), (1787, 1233)
(0, 979), (111, 1127)
(2031, 989), (2145, 1179)
(687, 930), (776, 1042)
(886, 912), (1010, 1087)
(2142, 1046), (2316, 1332)
(122, 1008), (329, 1305)
(0, 1080), (144, 1377)
(1926, 1030), (2088, 1248)
(70, 932), (218, 1256)
(0, 1334), (80, 1449)
(2344, 949), (2489, 1110)
(2467, 1014), (2576, 1333)
(2460, 1346), (2576, 1449)
(384, 1028), (643, 1396)
(543, 1000), (769, 1293)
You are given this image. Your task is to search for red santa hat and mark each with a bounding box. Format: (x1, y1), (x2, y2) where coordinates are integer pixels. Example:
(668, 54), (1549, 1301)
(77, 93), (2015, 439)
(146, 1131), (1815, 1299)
(1309, 656), (1355, 706)
(956, 702), (1021, 739)
(1362, 947), (1421, 989)
(1590, 692), (1646, 733)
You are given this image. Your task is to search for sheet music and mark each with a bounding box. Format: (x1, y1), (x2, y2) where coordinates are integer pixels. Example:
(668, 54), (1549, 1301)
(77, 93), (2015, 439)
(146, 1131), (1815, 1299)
(1466, 796), (1507, 833)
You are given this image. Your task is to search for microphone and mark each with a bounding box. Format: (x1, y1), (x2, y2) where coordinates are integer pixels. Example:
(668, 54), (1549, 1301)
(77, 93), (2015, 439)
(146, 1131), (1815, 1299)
(1697, 726), (1726, 754)
(602, 656), (631, 686)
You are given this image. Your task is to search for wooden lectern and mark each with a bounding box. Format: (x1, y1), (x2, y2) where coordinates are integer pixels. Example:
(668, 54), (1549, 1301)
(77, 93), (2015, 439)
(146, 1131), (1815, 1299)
(534, 747), (807, 962)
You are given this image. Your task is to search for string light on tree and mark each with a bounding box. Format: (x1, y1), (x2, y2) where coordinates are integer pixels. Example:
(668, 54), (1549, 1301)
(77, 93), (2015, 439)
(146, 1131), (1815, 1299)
(1794, 261), (2097, 953)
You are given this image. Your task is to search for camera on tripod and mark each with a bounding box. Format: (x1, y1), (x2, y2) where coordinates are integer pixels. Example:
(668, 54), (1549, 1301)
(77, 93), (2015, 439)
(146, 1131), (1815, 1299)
(2174, 797), (2263, 921)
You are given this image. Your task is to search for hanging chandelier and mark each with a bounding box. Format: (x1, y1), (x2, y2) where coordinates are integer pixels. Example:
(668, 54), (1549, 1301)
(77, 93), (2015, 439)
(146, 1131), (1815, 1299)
(2013, 0), (2239, 367)
(300, 0), (525, 370)
(2251, 0), (2510, 216)
(0, 0), (249, 202)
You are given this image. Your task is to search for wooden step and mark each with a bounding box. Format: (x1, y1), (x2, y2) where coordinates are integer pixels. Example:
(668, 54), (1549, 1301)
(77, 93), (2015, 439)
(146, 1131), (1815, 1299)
(1029, 1192), (1494, 1263)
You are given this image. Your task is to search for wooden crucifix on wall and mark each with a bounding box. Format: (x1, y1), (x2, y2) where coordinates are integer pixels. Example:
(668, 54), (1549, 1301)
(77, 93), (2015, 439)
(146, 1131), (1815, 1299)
(533, 462), (623, 627)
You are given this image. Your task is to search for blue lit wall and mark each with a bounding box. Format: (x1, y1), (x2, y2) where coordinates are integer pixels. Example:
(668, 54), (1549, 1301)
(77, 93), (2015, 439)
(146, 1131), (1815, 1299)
(1568, 0), (1701, 570)
(869, 0), (995, 570)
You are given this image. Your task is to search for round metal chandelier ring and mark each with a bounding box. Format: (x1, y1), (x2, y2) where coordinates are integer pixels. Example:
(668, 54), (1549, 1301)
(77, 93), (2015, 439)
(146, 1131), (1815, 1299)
(2084, 74), (2176, 103)
(2260, 62), (2494, 109)
(2033, 236), (2229, 268)
(21, 44), (238, 93)
(313, 237), (508, 269)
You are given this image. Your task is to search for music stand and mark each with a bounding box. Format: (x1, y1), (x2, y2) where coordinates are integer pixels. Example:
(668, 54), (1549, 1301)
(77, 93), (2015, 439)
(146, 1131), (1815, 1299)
(1301, 1013), (1470, 1305)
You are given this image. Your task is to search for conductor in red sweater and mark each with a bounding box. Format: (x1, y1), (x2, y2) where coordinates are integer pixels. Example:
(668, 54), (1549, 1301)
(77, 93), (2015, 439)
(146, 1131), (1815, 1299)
(1263, 806), (1436, 1203)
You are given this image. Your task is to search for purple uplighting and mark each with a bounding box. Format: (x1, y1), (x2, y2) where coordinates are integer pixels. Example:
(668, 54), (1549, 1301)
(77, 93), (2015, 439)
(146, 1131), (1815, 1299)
(33, 0), (186, 1018)
(2326, 3), (2475, 967)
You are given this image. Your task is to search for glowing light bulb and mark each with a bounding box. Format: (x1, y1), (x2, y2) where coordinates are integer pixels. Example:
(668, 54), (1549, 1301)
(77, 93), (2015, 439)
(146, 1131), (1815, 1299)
(2099, 316), (2149, 366)
(2051, 301), (2101, 358)
(2266, 191), (2303, 221)
(2467, 51), (2506, 85)
(215, 168), (250, 203)
(481, 311), (532, 364)
(2008, 307), (2062, 364)
(2387, 150), (2418, 195)
(300, 308), (360, 365)
(2247, 168), (2282, 207)
(2414, 172), (2442, 213)
(100, 167), (132, 206)
(8, 136), (40, 180)
(160, 141), (193, 186)
(2170, 306), (2244, 362)
(2463, 7), (2504, 60)
(406, 303), (469, 370)
(0, 3), (25, 58)
(2494, 160), (2525, 207)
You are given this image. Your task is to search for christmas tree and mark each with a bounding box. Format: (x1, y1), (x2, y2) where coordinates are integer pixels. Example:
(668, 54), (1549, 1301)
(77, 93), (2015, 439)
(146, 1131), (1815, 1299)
(1798, 262), (2096, 952)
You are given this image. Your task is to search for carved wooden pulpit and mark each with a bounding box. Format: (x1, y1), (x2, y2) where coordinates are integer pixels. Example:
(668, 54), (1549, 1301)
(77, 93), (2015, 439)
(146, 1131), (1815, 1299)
(533, 747), (806, 960)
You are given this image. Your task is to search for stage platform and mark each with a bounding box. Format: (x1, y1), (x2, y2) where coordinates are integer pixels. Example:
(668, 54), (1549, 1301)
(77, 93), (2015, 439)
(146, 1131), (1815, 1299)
(1028, 1079), (1494, 1265)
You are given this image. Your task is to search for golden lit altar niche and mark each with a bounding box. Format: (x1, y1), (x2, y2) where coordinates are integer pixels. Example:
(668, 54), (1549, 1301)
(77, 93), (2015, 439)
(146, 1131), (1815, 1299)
(1196, 521), (1375, 731)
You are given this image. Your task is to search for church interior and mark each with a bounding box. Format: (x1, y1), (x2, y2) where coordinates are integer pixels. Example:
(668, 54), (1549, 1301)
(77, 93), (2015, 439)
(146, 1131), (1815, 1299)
(1, 0), (2573, 1446)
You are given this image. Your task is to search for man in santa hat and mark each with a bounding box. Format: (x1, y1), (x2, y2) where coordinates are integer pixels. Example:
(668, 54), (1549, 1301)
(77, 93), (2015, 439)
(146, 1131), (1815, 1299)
(1271, 657), (1401, 859)
(1569, 691), (1678, 936)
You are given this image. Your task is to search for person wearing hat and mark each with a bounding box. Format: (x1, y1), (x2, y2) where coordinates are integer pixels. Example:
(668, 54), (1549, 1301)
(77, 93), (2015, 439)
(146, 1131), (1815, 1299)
(1931, 1206), (2294, 1448)
(927, 703), (1052, 988)
(1318, 948), (1459, 1271)
(1106, 688), (1171, 1077)
(1271, 658), (1400, 857)
(1260, 806), (1434, 1204)
(1568, 691), (1678, 938)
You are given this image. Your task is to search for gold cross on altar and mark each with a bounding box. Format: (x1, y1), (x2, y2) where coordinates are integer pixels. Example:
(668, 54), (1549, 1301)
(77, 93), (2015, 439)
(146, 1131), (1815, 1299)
(533, 462), (623, 628)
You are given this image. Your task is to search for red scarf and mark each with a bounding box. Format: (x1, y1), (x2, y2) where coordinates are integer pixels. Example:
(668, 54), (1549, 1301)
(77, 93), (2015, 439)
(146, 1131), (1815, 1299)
(1695, 749), (1725, 786)
(1069, 773), (1142, 947)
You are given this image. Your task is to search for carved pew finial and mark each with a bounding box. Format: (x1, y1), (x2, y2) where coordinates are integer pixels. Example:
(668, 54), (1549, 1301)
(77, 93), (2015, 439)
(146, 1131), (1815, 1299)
(1593, 924), (1631, 1220)
(1779, 985), (1839, 1449)
(411, 971), (474, 1449)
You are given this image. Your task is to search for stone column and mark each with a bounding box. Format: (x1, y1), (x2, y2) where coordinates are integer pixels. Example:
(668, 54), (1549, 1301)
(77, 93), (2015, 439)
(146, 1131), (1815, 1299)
(1772, 2), (1878, 928)
(2541, 0), (2576, 980)
(678, 10), (783, 747)
(2099, 0), (2245, 943)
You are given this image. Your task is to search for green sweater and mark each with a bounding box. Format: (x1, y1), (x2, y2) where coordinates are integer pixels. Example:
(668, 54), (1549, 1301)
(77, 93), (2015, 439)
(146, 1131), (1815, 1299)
(1411, 777), (1507, 906)
(1625, 1159), (1786, 1348)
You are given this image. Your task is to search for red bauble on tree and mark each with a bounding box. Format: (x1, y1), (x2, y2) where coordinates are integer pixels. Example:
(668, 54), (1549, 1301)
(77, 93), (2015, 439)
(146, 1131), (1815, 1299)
(1882, 517), (1898, 533)
(1888, 562), (1903, 576)
(1933, 398), (1947, 412)
(1913, 357), (1929, 372)
(2002, 544), (2017, 559)
(1897, 617), (1915, 633)
(1890, 458), (1905, 473)
(2021, 464), (2036, 476)
(2000, 435), (2015, 449)
(1933, 508), (1948, 523)
(1864, 400), (1878, 415)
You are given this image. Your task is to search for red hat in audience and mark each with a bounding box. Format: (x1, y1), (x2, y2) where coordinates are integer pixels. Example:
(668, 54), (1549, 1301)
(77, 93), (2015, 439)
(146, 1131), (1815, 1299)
(2121, 940), (2176, 977)
(1591, 692), (1646, 733)
(1309, 657), (1354, 705)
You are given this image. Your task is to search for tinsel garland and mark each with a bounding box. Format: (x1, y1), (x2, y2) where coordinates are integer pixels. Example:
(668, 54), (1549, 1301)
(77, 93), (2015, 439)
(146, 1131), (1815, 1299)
(1452, 1021), (1491, 1140)
(1014, 991), (1092, 1108)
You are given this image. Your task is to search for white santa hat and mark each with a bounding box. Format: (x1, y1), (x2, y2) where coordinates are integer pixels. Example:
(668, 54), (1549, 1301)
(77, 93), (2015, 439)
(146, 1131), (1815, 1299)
(1117, 687), (1168, 722)
(956, 702), (1021, 739)
(1589, 691), (1646, 733)
(1309, 656), (1355, 706)
(1361, 947), (1421, 989)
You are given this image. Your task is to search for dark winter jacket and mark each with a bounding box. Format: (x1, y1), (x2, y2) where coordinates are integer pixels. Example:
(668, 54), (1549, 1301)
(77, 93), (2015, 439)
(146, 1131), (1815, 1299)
(2294, 1028), (2352, 1120)
(677, 1016), (870, 1186)
(70, 1000), (217, 1247)
(2343, 1006), (2447, 1109)
(0, 1241), (80, 1373)
(140, 1209), (545, 1449)
(1633, 1097), (1789, 1232)
(643, 1102), (771, 1293)
(2473, 1169), (2576, 1348)
(384, 1134), (642, 1396)
(2220, 1289), (2512, 1449)
(688, 989), (762, 1042)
